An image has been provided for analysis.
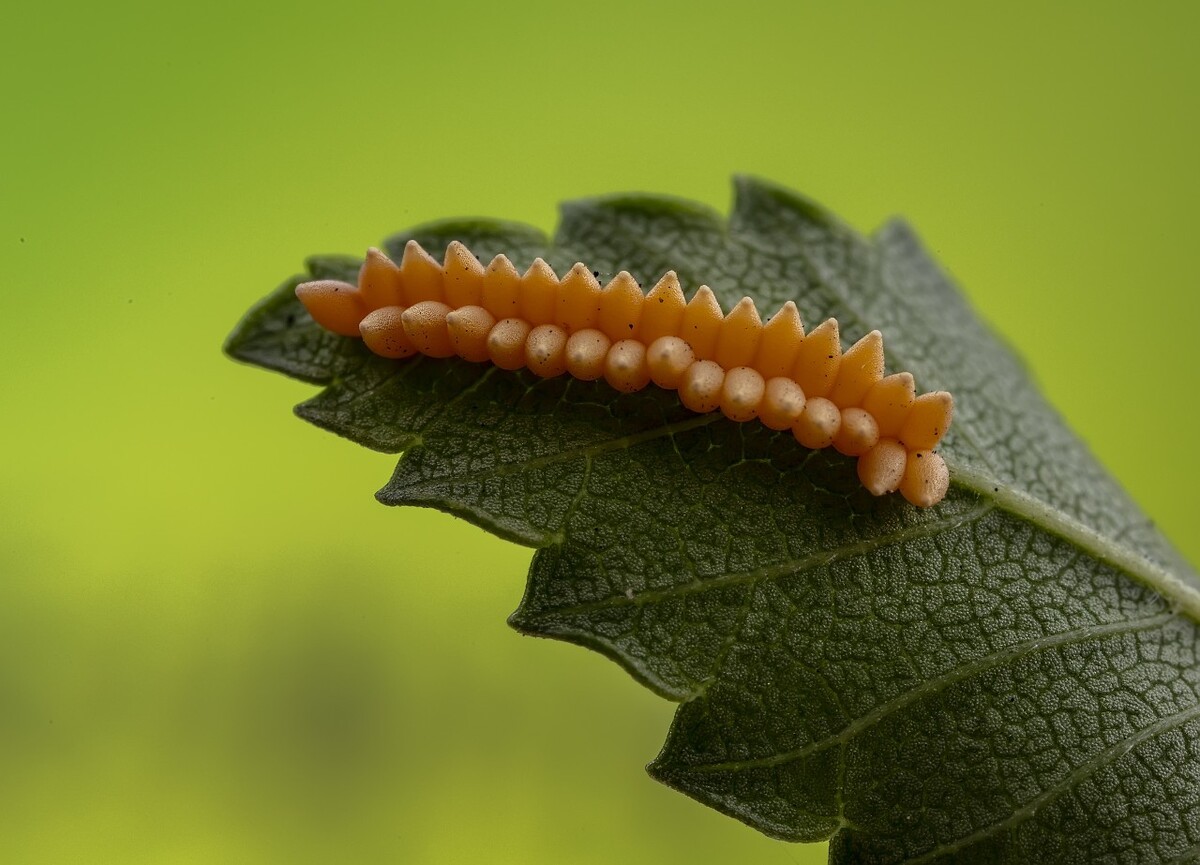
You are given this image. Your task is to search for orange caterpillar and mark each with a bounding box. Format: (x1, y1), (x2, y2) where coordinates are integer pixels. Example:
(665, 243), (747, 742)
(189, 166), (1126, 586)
(295, 241), (954, 507)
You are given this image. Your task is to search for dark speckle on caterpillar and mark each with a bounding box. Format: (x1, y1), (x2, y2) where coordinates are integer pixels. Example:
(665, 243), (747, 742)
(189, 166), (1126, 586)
(295, 241), (954, 507)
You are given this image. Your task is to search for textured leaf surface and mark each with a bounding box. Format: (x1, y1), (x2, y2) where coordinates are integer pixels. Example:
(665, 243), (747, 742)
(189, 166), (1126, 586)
(226, 178), (1200, 863)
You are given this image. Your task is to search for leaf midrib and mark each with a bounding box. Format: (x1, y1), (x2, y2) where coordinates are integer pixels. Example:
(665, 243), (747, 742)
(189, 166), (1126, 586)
(548, 201), (1200, 626)
(953, 463), (1200, 623)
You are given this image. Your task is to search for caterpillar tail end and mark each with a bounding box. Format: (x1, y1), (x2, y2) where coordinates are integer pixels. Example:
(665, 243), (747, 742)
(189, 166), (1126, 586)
(295, 280), (367, 337)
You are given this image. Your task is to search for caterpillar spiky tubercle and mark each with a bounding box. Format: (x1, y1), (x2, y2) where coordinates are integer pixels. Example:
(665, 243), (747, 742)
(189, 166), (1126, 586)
(295, 241), (954, 507)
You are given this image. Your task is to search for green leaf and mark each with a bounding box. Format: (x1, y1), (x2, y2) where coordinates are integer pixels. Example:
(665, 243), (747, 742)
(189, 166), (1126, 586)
(225, 177), (1200, 863)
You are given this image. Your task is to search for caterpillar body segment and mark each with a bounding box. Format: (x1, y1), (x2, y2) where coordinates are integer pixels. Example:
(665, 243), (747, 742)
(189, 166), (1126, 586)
(295, 242), (953, 507)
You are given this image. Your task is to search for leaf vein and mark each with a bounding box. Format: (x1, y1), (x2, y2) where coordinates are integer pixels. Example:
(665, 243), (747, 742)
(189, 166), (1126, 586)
(953, 463), (1200, 624)
(552, 454), (594, 545)
(907, 699), (1200, 863)
(545, 500), (994, 617)
(399, 412), (722, 486)
(684, 611), (1177, 773)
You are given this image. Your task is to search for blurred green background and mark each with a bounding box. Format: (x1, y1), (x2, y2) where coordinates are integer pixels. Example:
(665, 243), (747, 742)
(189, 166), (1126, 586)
(2, 2), (1196, 863)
